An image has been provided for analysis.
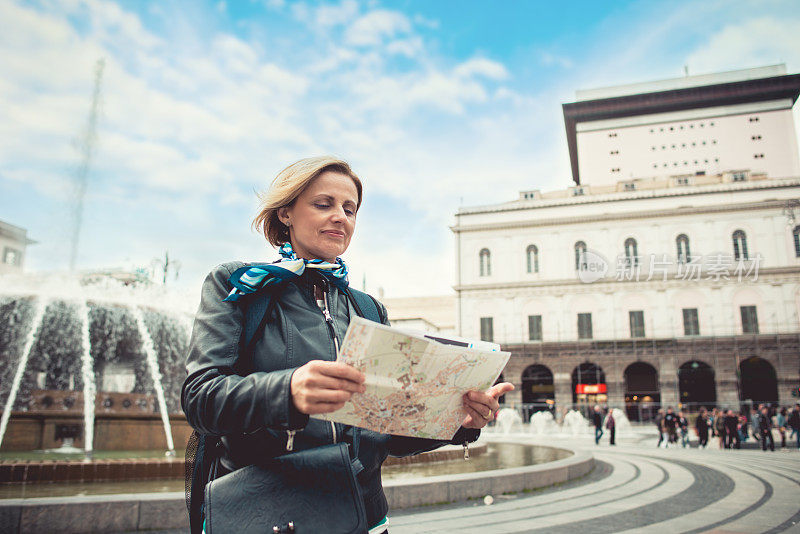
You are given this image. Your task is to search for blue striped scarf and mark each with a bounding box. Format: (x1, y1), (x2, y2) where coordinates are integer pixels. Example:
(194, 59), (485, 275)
(223, 242), (349, 302)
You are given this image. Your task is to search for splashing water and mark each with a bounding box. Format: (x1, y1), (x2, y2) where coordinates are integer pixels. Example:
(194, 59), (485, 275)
(530, 410), (557, 435)
(0, 298), (48, 449)
(76, 299), (96, 458)
(495, 407), (524, 434)
(132, 306), (175, 454)
(564, 409), (591, 436)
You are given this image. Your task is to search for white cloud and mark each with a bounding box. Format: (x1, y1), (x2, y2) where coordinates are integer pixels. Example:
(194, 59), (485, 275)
(539, 51), (573, 70)
(313, 0), (359, 28)
(454, 58), (509, 81)
(686, 16), (800, 74)
(344, 9), (412, 47)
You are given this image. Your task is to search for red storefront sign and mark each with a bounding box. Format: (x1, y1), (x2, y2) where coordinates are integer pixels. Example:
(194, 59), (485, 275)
(575, 383), (607, 394)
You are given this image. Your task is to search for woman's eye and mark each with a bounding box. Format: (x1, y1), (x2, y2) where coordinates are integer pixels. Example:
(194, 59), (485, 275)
(314, 203), (329, 209)
(344, 208), (355, 216)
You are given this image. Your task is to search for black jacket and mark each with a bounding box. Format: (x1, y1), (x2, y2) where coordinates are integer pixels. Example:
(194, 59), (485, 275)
(181, 263), (479, 527)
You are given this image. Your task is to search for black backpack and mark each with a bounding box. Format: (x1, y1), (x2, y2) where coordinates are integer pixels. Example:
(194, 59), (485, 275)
(184, 284), (384, 534)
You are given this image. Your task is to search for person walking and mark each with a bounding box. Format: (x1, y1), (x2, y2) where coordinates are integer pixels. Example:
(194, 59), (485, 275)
(759, 406), (775, 452)
(789, 404), (800, 449)
(605, 408), (616, 446)
(655, 409), (666, 448)
(592, 405), (604, 445)
(724, 410), (738, 449)
(714, 409), (726, 449)
(663, 407), (678, 447)
(695, 408), (709, 449)
(678, 411), (689, 448)
(777, 407), (788, 448)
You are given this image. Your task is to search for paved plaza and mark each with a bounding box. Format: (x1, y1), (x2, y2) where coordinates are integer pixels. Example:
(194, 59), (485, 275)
(390, 433), (800, 534)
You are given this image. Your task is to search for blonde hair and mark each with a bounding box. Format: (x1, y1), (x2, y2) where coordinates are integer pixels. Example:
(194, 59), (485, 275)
(253, 156), (363, 247)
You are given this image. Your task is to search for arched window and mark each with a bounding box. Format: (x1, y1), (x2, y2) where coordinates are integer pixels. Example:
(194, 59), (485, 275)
(479, 248), (491, 276)
(526, 245), (539, 273)
(624, 237), (638, 266)
(574, 241), (587, 270)
(732, 230), (749, 261)
(676, 234), (691, 263)
(793, 226), (800, 258)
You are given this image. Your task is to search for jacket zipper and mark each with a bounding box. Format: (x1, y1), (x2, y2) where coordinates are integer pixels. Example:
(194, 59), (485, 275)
(321, 283), (339, 444)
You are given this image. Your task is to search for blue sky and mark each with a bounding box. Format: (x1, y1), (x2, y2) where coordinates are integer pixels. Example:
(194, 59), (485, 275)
(2, 0), (800, 297)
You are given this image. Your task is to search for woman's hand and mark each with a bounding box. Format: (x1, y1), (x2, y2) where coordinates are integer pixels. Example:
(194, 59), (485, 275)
(290, 360), (366, 415)
(462, 382), (515, 429)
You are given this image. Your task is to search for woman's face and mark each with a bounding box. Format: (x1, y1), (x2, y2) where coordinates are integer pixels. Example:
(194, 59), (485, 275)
(279, 171), (359, 262)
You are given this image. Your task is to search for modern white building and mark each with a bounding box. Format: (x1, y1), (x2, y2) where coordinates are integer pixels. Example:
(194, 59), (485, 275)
(454, 66), (800, 417)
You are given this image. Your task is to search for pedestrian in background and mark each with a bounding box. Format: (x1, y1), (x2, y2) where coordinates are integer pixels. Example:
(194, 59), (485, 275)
(789, 404), (800, 449)
(655, 409), (666, 448)
(678, 411), (689, 448)
(605, 408), (616, 446)
(714, 409), (726, 449)
(695, 408), (709, 449)
(664, 407), (678, 447)
(592, 405), (604, 445)
(759, 406), (775, 452)
(777, 408), (787, 448)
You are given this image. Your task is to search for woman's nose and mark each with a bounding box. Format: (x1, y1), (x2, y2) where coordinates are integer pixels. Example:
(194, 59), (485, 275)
(330, 205), (346, 222)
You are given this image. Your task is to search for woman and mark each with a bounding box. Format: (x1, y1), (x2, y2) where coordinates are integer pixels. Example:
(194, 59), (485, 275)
(182, 156), (513, 534)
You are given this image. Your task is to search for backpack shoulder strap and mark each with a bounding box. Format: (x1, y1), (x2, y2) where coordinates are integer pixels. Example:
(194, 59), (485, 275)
(242, 290), (272, 352)
(347, 288), (384, 323)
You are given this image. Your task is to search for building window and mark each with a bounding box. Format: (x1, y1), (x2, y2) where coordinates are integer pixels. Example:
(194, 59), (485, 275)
(749, 116), (759, 122)
(623, 182), (636, 191)
(479, 248), (491, 276)
(732, 172), (748, 182)
(611, 168), (621, 173)
(676, 234), (691, 263)
(608, 132), (618, 138)
(480, 317), (494, 342)
(732, 230), (749, 261)
(683, 308), (699, 336)
(624, 237), (638, 266)
(793, 226), (800, 258)
(740, 306), (759, 334)
(526, 245), (539, 273)
(754, 153), (765, 159)
(572, 187), (585, 196)
(577, 313), (593, 339)
(610, 150), (619, 155)
(629, 310), (645, 338)
(528, 315), (542, 341)
(2, 247), (21, 265)
(751, 135), (762, 140)
(575, 241), (587, 270)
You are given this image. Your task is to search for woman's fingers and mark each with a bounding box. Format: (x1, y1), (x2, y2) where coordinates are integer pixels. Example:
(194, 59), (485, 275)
(461, 382), (516, 429)
(290, 360), (366, 414)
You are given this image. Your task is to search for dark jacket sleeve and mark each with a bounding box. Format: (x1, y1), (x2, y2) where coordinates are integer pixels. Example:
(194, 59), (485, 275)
(370, 300), (481, 457)
(181, 263), (308, 436)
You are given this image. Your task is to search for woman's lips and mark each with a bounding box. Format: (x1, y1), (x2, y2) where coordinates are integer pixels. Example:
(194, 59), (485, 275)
(322, 230), (345, 238)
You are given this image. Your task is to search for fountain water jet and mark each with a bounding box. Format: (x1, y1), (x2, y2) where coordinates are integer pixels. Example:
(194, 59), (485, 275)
(132, 306), (175, 455)
(77, 299), (96, 458)
(0, 298), (47, 450)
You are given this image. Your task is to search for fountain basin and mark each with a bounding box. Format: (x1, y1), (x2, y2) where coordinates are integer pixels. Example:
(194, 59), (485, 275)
(0, 440), (594, 532)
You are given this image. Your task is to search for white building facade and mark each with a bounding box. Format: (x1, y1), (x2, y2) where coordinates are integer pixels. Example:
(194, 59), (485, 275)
(454, 66), (800, 416)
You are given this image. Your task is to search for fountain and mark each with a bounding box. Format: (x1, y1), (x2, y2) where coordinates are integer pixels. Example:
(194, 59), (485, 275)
(563, 409), (592, 436)
(494, 407), (524, 434)
(0, 274), (194, 459)
(529, 410), (557, 435)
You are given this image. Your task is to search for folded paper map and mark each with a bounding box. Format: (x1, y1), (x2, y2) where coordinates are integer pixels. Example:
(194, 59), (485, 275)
(312, 317), (511, 439)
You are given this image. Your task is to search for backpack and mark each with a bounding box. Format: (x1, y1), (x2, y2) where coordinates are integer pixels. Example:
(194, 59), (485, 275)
(184, 283), (383, 534)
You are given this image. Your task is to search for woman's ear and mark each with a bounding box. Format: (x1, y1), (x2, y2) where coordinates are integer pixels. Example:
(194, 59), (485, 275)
(277, 206), (290, 226)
